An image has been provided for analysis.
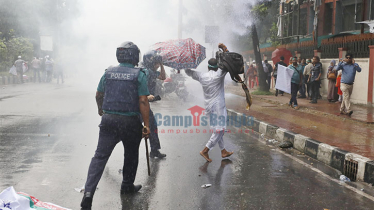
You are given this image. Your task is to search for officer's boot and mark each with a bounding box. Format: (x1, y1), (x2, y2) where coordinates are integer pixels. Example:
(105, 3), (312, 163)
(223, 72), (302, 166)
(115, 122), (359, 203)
(120, 184), (142, 194)
(81, 192), (93, 210)
(150, 149), (166, 158)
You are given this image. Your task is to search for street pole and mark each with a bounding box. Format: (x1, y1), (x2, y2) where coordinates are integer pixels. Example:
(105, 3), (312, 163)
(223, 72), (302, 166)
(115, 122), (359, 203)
(178, 0), (183, 39)
(251, 24), (268, 92)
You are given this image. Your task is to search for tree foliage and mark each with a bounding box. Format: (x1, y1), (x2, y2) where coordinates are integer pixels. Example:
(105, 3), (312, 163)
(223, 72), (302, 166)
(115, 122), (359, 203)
(0, 0), (79, 72)
(0, 0), (79, 40)
(232, 0), (281, 52)
(0, 33), (33, 72)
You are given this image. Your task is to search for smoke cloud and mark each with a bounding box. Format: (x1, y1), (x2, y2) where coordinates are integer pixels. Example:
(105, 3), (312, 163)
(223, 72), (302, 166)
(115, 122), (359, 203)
(66, 0), (266, 88)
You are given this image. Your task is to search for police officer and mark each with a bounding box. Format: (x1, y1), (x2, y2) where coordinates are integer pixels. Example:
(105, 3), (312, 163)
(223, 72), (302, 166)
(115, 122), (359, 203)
(81, 42), (151, 210)
(14, 56), (25, 83)
(142, 50), (166, 158)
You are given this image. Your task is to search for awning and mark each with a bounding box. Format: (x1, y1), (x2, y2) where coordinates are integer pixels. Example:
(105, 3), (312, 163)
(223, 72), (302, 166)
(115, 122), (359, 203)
(356, 21), (374, 33)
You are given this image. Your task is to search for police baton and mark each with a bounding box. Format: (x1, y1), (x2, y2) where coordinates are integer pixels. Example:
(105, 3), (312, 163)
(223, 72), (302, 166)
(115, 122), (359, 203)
(143, 126), (151, 176)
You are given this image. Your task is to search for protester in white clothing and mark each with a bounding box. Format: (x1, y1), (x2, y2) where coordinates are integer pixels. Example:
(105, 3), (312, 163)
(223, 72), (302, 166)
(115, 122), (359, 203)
(185, 58), (234, 162)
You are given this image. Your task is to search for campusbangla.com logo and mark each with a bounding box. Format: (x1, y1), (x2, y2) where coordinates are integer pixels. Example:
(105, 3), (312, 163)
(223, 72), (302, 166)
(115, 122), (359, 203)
(153, 105), (254, 134)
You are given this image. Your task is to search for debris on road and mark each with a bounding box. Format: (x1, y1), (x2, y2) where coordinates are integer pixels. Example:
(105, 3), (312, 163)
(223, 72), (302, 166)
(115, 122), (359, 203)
(279, 141), (293, 148)
(74, 186), (84, 193)
(0, 186), (71, 210)
(267, 139), (278, 144)
(297, 155), (306, 157)
(75, 186), (98, 193)
(201, 184), (212, 189)
(339, 175), (351, 182)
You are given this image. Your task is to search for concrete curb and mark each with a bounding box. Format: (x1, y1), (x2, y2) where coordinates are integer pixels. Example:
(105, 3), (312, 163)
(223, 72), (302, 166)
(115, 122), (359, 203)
(0, 75), (34, 85)
(227, 109), (374, 184)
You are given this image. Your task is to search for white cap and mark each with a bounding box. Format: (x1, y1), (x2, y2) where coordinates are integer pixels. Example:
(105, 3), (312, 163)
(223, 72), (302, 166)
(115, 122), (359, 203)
(18, 56), (21, 59)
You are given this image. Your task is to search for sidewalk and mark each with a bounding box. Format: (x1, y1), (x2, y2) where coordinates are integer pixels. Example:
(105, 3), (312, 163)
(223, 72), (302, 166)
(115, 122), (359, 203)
(224, 86), (374, 160)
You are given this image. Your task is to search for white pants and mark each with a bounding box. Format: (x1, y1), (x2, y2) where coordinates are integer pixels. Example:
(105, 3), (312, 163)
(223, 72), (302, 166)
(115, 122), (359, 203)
(340, 83), (353, 113)
(206, 130), (225, 150)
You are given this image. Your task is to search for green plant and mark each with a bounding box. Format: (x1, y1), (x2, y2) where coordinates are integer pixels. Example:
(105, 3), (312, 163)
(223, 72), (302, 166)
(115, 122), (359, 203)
(270, 22), (281, 47)
(251, 90), (274, 95)
(0, 32), (33, 72)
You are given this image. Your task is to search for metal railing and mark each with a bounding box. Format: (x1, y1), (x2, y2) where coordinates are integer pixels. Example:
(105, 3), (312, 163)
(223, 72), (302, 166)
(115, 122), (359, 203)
(321, 33), (374, 58)
(243, 33), (374, 60)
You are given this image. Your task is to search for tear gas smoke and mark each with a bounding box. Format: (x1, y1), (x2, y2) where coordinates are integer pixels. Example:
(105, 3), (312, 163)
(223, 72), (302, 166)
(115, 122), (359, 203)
(65, 0), (267, 90)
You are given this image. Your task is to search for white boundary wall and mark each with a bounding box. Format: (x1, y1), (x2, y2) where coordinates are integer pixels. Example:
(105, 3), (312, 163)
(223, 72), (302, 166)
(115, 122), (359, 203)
(264, 59), (371, 105)
(320, 58), (369, 105)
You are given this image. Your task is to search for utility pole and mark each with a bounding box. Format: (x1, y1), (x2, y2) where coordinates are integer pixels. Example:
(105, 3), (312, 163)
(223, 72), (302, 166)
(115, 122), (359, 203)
(178, 0), (183, 39)
(251, 24), (268, 92)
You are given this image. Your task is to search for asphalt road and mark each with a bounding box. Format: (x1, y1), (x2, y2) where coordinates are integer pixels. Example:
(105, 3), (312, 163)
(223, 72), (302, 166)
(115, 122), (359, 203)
(1, 81), (374, 210)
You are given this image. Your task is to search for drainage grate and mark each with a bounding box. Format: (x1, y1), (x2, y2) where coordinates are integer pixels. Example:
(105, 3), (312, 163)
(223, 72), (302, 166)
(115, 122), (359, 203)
(344, 159), (358, 181)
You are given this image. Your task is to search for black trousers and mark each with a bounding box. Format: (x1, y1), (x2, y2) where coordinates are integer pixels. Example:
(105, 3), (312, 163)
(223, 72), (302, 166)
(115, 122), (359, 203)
(149, 109), (161, 151)
(84, 114), (143, 194)
(289, 82), (299, 106)
(311, 81), (320, 102)
(299, 77), (306, 97)
(274, 78), (284, 95)
(267, 76), (271, 89)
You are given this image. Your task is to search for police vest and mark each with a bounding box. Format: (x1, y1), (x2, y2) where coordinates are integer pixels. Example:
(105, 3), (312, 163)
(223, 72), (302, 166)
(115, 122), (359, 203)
(102, 66), (140, 113)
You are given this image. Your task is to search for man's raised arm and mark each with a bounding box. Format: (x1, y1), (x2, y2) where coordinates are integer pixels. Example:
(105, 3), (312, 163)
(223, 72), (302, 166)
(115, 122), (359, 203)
(185, 69), (201, 81)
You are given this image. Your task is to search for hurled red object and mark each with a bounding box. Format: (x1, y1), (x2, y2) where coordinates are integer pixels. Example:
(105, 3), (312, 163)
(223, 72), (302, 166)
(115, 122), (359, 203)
(271, 48), (293, 65)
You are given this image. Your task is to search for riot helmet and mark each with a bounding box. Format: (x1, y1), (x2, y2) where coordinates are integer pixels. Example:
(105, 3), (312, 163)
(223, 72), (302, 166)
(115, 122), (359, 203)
(143, 50), (162, 70)
(116, 41), (140, 66)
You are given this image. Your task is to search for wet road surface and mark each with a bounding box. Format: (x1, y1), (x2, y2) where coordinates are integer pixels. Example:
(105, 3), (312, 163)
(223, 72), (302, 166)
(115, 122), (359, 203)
(1, 82), (374, 209)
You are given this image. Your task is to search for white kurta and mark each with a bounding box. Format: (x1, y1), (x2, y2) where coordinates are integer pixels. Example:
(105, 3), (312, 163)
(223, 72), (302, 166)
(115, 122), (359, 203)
(185, 69), (227, 130)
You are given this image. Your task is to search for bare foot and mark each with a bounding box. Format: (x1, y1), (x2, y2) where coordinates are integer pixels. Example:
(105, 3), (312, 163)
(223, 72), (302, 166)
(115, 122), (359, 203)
(221, 149), (234, 158)
(200, 151), (212, 162)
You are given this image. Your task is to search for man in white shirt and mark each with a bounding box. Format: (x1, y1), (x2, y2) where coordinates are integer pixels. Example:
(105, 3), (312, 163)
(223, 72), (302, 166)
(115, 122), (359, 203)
(185, 58), (234, 162)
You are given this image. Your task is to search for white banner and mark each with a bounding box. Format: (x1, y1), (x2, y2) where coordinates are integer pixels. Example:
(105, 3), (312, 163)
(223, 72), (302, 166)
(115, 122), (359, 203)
(275, 65), (294, 94)
(9, 66), (17, 76)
